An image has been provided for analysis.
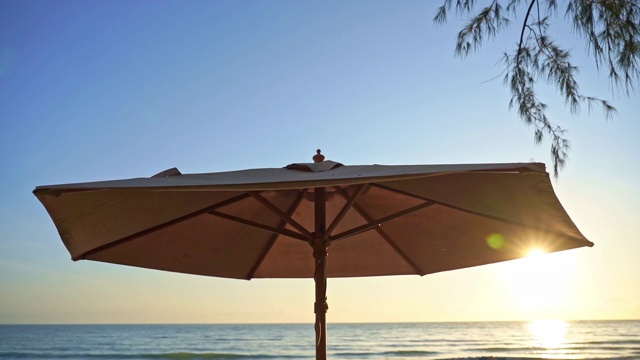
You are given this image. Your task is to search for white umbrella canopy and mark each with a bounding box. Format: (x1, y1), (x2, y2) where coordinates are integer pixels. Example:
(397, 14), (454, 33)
(34, 151), (592, 360)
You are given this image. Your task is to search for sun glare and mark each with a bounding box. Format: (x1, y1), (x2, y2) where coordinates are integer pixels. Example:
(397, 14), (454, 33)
(527, 249), (545, 258)
(499, 248), (577, 313)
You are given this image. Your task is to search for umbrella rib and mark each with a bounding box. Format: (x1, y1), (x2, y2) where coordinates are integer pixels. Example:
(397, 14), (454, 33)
(249, 191), (313, 239)
(329, 201), (436, 242)
(324, 184), (369, 240)
(245, 189), (309, 279)
(372, 184), (594, 247)
(76, 193), (252, 260)
(334, 187), (424, 274)
(371, 220), (424, 275)
(208, 210), (310, 242)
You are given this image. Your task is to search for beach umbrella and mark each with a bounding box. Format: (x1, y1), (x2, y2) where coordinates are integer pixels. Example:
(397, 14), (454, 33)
(33, 150), (593, 360)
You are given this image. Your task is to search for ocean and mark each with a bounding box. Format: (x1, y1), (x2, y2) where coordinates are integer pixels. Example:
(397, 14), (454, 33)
(0, 320), (638, 359)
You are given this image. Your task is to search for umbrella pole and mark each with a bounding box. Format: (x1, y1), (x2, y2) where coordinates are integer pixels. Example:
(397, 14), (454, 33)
(313, 187), (328, 360)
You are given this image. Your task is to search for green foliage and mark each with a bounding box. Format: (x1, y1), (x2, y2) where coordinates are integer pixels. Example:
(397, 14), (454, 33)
(435, 0), (640, 176)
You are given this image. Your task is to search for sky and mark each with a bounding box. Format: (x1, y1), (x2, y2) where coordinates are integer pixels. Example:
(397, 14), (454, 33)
(0, 0), (638, 324)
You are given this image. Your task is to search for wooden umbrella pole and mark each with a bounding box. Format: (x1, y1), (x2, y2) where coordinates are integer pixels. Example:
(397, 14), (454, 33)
(313, 187), (328, 360)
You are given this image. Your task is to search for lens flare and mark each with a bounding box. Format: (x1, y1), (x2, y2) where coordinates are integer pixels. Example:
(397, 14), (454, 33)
(486, 233), (506, 250)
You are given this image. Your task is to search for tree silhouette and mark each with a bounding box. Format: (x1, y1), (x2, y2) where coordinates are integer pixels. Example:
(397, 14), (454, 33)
(435, 0), (639, 176)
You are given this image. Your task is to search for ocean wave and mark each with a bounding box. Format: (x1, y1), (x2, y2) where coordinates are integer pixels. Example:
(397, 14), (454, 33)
(468, 346), (530, 352)
(333, 349), (441, 357)
(0, 352), (298, 359)
(435, 358), (640, 360)
(573, 339), (640, 346)
(381, 350), (442, 357)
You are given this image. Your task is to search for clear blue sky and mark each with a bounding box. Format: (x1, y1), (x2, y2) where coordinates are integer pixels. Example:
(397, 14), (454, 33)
(1, 0), (638, 324)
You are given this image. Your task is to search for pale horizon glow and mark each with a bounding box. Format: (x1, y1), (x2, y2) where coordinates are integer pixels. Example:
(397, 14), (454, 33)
(0, 0), (638, 325)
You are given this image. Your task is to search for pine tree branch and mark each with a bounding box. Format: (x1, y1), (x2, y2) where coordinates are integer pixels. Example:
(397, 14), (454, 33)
(516, 0), (538, 67)
(435, 0), (638, 177)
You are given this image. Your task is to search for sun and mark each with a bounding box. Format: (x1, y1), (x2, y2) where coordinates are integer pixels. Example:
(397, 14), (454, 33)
(527, 249), (545, 258)
(499, 248), (577, 314)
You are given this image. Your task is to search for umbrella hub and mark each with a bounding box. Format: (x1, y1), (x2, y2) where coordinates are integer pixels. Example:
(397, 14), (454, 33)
(311, 235), (331, 258)
(312, 245), (329, 263)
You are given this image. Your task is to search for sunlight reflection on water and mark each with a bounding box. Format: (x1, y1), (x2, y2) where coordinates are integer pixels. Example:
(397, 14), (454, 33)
(528, 319), (569, 351)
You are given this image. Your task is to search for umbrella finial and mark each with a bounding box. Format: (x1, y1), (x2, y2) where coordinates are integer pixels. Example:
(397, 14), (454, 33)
(313, 149), (325, 163)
